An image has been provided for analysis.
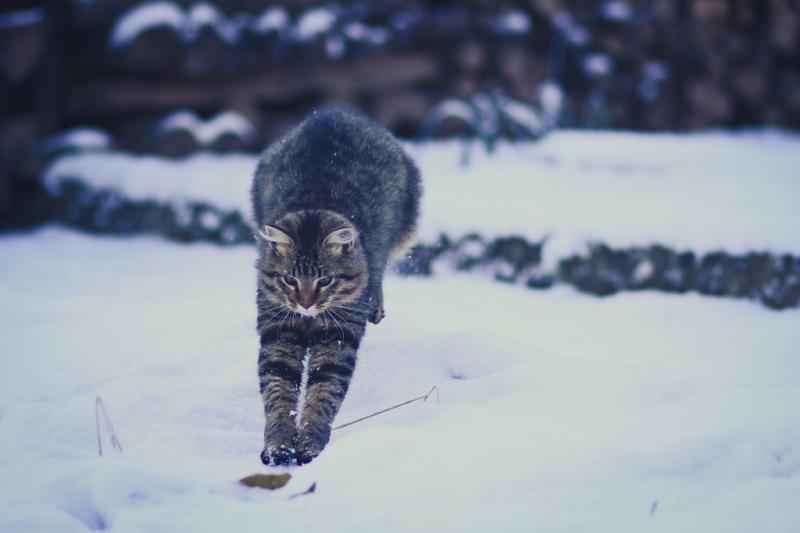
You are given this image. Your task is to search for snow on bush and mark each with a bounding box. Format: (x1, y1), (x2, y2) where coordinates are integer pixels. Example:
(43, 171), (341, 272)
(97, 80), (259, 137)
(109, 1), (185, 48)
(110, 1), (240, 48)
(293, 7), (336, 41)
(600, 1), (633, 22)
(342, 22), (389, 45)
(251, 6), (290, 34)
(185, 2), (240, 44)
(582, 52), (613, 77)
(157, 110), (254, 147)
(40, 127), (113, 153)
(493, 10), (531, 35)
(551, 11), (589, 46)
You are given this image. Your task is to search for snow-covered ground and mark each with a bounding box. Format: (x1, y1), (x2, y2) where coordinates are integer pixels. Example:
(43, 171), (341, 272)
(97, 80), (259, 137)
(45, 130), (800, 267)
(1, 228), (798, 532)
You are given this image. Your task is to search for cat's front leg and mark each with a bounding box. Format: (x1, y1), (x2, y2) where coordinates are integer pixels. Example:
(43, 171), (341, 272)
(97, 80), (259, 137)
(295, 337), (360, 464)
(258, 340), (305, 466)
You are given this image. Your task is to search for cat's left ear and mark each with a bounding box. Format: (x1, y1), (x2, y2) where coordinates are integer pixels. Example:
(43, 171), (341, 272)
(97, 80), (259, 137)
(324, 226), (358, 254)
(256, 224), (294, 254)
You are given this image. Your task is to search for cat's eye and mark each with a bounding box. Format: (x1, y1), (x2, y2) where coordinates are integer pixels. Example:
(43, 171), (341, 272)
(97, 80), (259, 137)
(317, 276), (333, 287)
(282, 275), (298, 287)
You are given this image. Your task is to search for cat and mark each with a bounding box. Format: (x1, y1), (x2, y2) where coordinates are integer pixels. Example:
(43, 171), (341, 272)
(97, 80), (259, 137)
(251, 108), (422, 465)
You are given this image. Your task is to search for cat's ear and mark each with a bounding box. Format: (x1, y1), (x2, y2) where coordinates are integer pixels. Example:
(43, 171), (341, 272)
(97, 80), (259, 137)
(323, 226), (358, 254)
(256, 225), (294, 254)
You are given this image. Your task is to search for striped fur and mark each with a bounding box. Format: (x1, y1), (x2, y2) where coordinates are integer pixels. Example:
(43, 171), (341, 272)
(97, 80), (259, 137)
(252, 108), (421, 465)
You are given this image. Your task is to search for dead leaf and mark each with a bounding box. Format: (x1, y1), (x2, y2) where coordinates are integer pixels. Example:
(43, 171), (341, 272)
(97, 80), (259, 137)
(239, 473), (292, 490)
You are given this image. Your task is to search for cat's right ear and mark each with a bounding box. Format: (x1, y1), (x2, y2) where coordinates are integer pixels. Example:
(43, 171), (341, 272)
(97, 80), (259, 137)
(323, 226), (358, 255)
(256, 225), (294, 254)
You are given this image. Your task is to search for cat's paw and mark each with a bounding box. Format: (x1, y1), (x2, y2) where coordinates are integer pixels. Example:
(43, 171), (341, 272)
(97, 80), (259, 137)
(295, 432), (330, 465)
(260, 443), (296, 466)
(368, 305), (385, 325)
(295, 443), (323, 465)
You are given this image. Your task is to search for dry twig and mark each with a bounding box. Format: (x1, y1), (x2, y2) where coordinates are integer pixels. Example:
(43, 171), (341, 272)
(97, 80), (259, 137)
(95, 396), (123, 456)
(288, 482), (317, 500)
(332, 386), (439, 431)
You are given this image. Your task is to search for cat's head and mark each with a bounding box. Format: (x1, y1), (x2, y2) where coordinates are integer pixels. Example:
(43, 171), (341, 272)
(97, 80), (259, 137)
(255, 210), (368, 318)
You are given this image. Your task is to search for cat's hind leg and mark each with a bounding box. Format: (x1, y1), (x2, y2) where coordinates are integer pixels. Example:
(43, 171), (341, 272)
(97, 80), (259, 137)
(367, 268), (385, 324)
(367, 232), (416, 325)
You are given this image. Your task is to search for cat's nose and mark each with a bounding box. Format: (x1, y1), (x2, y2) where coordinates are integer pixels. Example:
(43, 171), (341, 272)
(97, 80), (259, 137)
(298, 291), (315, 309)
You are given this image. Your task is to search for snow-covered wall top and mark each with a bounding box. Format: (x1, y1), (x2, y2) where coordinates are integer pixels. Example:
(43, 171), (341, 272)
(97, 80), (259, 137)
(44, 130), (800, 258)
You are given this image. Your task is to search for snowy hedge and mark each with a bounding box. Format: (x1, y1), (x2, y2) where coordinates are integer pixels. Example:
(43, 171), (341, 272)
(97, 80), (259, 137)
(398, 237), (800, 311)
(40, 180), (800, 310)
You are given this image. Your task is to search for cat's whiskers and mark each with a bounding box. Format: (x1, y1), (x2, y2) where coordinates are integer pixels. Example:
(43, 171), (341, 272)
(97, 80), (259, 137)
(332, 303), (372, 318)
(258, 304), (285, 316)
(256, 298), (286, 311)
(322, 309), (346, 340)
(277, 307), (293, 334)
(326, 307), (358, 337)
(261, 303), (290, 324)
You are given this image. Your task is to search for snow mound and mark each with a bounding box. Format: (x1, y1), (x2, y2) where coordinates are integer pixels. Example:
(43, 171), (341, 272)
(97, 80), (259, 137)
(0, 229), (798, 531)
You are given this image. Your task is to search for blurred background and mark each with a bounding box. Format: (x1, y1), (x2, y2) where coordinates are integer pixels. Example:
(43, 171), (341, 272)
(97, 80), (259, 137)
(3, 0), (800, 215)
(1, 0), (799, 308)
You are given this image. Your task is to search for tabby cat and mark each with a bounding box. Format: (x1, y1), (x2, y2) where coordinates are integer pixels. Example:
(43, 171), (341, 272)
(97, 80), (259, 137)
(251, 108), (422, 465)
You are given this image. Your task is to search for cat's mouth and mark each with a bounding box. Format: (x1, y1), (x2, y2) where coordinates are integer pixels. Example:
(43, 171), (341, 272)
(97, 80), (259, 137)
(294, 305), (321, 318)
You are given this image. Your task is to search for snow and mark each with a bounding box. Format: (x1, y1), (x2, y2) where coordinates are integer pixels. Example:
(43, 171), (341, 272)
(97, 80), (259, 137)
(582, 52), (613, 77)
(494, 10), (531, 35)
(342, 22), (389, 45)
(325, 35), (345, 60)
(109, 1), (241, 48)
(644, 61), (670, 82)
(40, 128), (112, 153)
(552, 12), (589, 46)
(498, 98), (547, 136)
(251, 7), (289, 34)
(185, 3), (239, 44)
(43, 131), (800, 260)
(424, 99), (476, 129)
(156, 110), (254, 146)
(601, 1), (633, 22)
(537, 80), (565, 120)
(109, 1), (185, 48)
(294, 8), (336, 41)
(0, 228), (798, 532)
